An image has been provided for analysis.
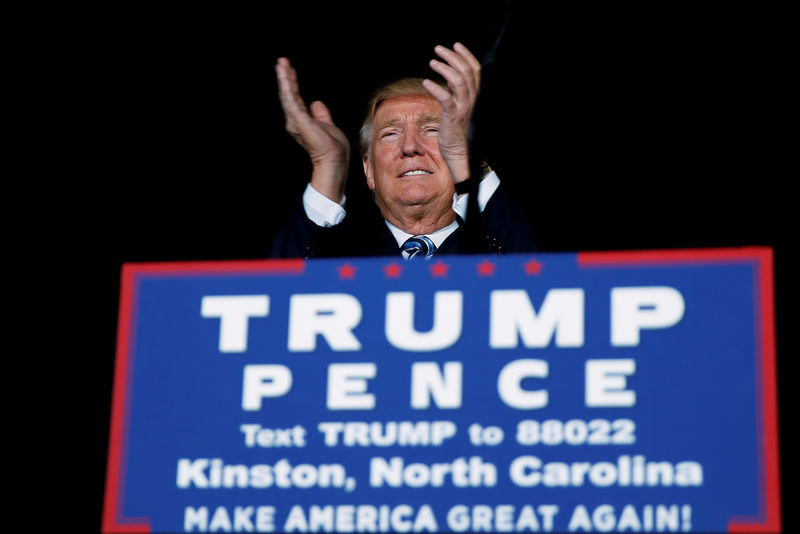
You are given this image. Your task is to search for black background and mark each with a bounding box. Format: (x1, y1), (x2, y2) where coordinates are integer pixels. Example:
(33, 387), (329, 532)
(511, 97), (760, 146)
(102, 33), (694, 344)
(56, 4), (791, 532)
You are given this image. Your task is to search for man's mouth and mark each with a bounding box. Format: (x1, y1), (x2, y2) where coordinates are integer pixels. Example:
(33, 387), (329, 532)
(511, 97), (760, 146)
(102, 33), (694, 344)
(400, 169), (433, 177)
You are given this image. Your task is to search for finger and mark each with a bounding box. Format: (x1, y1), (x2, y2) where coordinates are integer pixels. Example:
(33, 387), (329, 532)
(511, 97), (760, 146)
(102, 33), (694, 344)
(275, 57), (308, 115)
(275, 58), (306, 109)
(453, 42), (482, 87)
(433, 48), (474, 98)
(434, 44), (480, 92)
(428, 58), (471, 104)
(422, 78), (455, 113)
(310, 100), (334, 126)
(434, 45), (470, 72)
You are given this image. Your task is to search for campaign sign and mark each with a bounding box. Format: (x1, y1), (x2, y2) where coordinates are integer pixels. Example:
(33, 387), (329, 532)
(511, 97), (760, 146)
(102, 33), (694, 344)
(103, 249), (780, 533)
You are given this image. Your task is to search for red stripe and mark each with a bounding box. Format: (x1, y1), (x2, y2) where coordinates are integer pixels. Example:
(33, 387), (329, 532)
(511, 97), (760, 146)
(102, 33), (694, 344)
(578, 247), (769, 266)
(123, 258), (305, 274)
(729, 248), (781, 533)
(103, 265), (150, 532)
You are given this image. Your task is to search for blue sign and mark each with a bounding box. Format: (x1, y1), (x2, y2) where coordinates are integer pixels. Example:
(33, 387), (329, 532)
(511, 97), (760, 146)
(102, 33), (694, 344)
(103, 249), (780, 533)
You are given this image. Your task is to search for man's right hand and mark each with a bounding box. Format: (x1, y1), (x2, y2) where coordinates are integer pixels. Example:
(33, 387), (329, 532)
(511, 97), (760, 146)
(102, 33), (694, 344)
(276, 57), (350, 203)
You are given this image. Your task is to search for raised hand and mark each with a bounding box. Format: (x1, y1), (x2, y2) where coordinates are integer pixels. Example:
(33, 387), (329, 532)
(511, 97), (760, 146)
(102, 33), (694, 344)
(275, 57), (350, 202)
(422, 43), (482, 184)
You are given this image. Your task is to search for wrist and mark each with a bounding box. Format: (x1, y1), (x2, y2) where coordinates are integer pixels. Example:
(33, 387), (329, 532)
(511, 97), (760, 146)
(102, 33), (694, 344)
(311, 163), (348, 203)
(453, 163), (493, 195)
(447, 159), (471, 185)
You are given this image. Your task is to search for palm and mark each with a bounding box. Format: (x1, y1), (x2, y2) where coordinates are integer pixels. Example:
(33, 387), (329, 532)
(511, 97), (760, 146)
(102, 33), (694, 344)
(276, 57), (350, 201)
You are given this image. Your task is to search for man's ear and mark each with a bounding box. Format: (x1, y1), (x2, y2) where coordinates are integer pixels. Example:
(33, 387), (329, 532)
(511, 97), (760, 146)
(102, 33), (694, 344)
(363, 154), (375, 190)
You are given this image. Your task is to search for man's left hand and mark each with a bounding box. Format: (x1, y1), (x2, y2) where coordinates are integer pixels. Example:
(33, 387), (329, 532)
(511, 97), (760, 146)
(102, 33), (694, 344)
(423, 42), (482, 184)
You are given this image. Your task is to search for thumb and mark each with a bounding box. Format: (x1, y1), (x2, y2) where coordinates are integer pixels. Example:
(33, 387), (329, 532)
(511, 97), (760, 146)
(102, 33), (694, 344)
(309, 100), (335, 125)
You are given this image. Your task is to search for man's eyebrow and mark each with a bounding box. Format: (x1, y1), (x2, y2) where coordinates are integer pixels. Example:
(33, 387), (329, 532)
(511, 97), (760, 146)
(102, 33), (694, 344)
(375, 117), (404, 131)
(417, 113), (441, 125)
(375, 113), (441, 131)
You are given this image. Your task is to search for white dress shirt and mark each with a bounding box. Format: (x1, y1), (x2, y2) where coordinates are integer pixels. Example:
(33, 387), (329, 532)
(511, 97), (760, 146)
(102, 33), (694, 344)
(301, 171), (502, 249)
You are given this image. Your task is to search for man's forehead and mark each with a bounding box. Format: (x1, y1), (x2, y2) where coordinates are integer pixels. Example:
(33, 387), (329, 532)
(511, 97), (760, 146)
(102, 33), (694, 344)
(374, 95), (442, 127)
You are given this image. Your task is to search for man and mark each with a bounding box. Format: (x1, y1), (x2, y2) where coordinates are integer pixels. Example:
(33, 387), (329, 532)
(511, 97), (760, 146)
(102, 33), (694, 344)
(270, 42), (534, 258)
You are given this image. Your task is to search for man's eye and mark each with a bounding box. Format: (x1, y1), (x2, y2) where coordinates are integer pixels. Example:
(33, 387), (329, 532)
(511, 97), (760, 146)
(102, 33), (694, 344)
(425, 127), (439, 135)
(381, 131), (398, 139)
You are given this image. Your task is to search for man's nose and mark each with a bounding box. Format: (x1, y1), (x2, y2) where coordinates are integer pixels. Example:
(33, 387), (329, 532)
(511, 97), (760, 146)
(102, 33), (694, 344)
(401, 131), (425, 157)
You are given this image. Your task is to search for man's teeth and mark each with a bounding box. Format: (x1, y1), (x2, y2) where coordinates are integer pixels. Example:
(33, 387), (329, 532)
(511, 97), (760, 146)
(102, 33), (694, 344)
(402, 170), (432, 176)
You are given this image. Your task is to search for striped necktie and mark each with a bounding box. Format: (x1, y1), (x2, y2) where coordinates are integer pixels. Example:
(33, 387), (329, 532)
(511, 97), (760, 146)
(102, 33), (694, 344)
(401, 235), (436, 260)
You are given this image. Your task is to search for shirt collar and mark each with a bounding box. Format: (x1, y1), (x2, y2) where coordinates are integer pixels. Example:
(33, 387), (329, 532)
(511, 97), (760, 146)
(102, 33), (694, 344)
(384, 219), (460, 250)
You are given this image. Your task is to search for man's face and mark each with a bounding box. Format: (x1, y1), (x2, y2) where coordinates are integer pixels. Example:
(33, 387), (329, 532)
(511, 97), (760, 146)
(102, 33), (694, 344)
(363, 95), (455, 220)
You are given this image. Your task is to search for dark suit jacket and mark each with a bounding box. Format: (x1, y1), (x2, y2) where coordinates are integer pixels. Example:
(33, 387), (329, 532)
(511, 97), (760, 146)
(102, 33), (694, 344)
(270, 183), (535, 258)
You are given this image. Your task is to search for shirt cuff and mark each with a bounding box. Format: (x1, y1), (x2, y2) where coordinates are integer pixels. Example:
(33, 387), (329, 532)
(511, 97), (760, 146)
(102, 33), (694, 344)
(452, 170), (501, 221)
(302, 183), (347, 227)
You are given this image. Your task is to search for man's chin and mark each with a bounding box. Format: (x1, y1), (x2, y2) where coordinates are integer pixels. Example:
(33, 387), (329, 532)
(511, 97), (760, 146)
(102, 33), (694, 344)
(397, 190), (439, 208)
